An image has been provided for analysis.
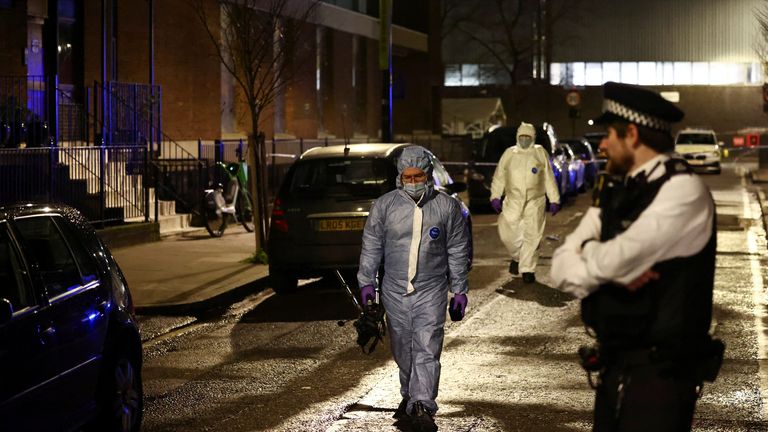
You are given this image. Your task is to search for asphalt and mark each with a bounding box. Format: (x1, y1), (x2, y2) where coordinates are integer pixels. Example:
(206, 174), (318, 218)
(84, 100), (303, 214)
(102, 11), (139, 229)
(111, 225), (269, 315)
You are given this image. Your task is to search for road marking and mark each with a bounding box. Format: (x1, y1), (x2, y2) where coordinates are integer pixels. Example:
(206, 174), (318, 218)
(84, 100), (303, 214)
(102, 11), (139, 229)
(742, 188), (768, 420)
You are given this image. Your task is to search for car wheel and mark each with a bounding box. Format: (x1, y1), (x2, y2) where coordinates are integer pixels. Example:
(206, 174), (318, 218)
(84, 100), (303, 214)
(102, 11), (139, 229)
(89, 343), (143, 432)
(270, 267), (298, 294)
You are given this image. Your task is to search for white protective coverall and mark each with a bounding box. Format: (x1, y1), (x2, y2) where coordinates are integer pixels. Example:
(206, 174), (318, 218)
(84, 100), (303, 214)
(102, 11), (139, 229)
(490, 122), (560, 273)
(357, 146), (470, 415)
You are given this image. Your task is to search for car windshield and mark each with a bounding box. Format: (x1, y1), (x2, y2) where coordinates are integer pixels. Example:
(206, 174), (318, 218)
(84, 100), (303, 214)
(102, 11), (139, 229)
(676, 133), (716, 144)
(288, 157), (394, 199)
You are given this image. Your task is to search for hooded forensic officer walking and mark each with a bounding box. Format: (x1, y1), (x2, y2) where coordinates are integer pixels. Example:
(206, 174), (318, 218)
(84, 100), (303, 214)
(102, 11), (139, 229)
(490, 122), (561, 283)
(357, 146), (470, 432)
(551, 82), (723, 431)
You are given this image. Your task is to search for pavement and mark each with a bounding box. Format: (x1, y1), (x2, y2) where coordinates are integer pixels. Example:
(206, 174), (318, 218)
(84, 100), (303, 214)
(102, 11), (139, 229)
(110, 225), (269, 315)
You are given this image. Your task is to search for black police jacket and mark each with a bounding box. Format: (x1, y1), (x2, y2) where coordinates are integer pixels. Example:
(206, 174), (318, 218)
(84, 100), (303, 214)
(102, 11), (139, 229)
(581, 158), (716, 358)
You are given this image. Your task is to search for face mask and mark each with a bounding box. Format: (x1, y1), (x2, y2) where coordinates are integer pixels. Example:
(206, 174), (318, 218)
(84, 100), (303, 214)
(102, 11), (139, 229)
(518, 135), (533, 149)
(403, 181), (426, 199)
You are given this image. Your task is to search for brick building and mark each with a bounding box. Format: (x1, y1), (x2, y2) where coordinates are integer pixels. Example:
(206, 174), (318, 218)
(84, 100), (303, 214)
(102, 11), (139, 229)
(0, 0), (440, 145)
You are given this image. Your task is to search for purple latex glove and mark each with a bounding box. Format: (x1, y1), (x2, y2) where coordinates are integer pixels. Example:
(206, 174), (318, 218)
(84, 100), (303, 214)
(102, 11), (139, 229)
(550, 202), (560, 216)
(490, 198), (502, 214)
(449, 293), (468, 321)
(360, 284), (376, 305)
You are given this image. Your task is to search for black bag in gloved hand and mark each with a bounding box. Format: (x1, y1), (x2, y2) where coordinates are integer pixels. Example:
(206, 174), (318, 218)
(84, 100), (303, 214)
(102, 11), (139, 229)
(353, 303), (386, 354)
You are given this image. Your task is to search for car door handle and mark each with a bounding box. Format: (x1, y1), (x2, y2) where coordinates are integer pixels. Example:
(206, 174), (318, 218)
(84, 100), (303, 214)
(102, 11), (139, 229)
(37, 325), (56, 345)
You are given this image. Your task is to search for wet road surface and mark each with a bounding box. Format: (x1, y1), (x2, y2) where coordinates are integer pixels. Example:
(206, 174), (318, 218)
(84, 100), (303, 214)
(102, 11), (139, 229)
(139, 161), (768, 431)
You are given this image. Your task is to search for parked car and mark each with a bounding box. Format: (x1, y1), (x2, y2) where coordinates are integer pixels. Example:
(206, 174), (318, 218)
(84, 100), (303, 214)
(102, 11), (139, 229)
(536, 122), (570, 201)
(556, 142), (586, 195)
(466, 123), (568, 211)
(0, 203), (143, 431)
(674, 128), (722, 174)
(562, 138), (598, 190)
(267, 143), (472, 293)
(583, 131), (607, 172)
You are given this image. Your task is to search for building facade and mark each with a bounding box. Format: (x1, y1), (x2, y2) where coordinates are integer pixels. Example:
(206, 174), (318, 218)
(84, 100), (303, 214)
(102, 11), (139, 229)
(442, 0), (766, 139)
(0, 0), (440, 147)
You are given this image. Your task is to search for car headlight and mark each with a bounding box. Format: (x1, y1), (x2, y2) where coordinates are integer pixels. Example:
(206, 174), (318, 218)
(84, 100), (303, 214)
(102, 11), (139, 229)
(713, 150), (720, 157)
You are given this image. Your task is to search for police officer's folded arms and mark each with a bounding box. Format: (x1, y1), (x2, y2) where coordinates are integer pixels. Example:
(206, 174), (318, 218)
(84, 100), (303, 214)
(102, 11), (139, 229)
(551, 82), (725, 432)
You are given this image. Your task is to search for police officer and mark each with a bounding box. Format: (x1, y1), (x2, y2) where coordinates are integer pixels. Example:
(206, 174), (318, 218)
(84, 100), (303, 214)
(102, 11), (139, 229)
(551, 82), (719, 431)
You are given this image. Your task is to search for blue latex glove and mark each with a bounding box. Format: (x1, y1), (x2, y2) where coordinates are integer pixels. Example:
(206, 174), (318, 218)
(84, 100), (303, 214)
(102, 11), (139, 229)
(490, 198), (502, 214)
(360, 284), (376, 305)
(550, 202), (560, 216)
(449, 294), (468, 321)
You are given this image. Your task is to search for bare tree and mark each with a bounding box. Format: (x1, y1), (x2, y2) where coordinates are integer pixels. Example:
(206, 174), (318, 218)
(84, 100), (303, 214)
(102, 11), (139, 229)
(757, 2), (768, 80)
(445, 0), (586, 120)
(192, 0), (319, 257)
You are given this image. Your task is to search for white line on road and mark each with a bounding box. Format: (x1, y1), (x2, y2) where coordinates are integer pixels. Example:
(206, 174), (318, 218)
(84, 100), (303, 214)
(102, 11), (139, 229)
(742, 187), (768, 420)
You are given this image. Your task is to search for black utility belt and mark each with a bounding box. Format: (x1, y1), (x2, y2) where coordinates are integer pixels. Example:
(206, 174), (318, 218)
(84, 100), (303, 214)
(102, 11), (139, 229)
(579, 339), (725, 383)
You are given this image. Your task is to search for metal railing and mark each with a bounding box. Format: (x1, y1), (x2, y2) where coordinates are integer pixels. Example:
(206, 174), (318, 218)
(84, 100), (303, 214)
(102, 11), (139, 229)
(0, 146), (149, 225)
(1, 75), (51, 148)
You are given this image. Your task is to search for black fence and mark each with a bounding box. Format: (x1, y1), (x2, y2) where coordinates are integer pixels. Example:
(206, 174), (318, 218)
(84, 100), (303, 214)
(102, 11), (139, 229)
(0, 146), (149, 225)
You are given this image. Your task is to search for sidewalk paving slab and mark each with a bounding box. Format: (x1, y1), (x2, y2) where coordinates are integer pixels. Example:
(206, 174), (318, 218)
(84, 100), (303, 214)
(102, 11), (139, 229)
(110, 226), (269, 315)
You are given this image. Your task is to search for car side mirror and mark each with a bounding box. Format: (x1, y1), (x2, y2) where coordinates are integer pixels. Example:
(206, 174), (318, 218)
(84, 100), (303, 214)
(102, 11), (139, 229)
(0, 299), (13, 325)
(718, 141), (724, 147)
(446, 181), (467, 194)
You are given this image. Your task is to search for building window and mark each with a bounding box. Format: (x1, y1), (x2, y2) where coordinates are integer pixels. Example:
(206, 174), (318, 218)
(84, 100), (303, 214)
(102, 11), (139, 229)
(585, 63), (602, 86)
(551, 61), (764, 87)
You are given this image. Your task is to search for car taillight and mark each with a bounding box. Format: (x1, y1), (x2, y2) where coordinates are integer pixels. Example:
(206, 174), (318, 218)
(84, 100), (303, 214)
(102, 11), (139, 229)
(271, 197), (288, 232)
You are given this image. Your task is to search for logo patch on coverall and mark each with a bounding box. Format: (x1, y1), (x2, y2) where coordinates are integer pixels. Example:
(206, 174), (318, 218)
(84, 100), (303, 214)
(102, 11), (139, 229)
(429, 226), (440, 239)
(531, 167), (538, 174)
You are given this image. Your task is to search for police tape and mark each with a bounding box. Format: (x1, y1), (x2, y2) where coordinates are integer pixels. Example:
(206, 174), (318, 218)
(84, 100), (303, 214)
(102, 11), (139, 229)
(441, 161), (500, 167)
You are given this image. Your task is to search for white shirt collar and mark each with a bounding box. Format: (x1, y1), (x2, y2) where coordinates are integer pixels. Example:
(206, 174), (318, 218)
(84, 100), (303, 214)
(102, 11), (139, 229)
(629, 153), (669, 181)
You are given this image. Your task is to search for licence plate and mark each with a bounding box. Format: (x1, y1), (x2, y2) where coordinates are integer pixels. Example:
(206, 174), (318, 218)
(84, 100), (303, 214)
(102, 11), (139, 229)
(316, 218), (365, 232)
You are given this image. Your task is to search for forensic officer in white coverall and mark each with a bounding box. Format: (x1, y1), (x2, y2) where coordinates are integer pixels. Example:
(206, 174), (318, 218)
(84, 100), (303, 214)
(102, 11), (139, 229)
(490, 122), (560, 283)
(358, 146), (470, 432)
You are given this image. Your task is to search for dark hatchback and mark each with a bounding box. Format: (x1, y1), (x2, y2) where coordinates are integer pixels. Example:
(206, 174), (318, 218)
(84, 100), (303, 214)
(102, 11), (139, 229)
(267, 143), (471, 293)
(466, 123), (568, 212)
(0, 204), (142, 432)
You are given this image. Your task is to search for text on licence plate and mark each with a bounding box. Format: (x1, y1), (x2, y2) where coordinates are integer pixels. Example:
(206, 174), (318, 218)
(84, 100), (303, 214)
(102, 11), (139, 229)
(316, 218), (365, 231)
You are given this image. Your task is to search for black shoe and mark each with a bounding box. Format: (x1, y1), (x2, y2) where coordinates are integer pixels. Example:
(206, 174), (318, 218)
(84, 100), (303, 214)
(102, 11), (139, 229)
(410, 401), (437, 432)
(508, 260), (519, 275)
(393, 397), (409, 419)
(522, 272), (536, 283)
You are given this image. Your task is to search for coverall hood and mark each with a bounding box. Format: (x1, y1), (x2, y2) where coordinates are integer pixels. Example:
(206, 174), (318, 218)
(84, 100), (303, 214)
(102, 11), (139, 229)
(396, 146), (435, 191)
(516, 122), (536, 148)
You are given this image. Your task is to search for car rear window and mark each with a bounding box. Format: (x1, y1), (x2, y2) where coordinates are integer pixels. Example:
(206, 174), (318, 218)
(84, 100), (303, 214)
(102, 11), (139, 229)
(288, 157), (395, 199)
(676, 133), (716, 144)
(568, 141), (592, 159)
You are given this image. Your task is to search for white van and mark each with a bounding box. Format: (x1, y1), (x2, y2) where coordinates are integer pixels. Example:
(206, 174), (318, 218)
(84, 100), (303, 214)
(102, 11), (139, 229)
(674, 128), (721, 174)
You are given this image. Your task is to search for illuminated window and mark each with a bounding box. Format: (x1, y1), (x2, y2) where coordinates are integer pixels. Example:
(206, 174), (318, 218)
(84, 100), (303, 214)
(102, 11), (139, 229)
(637, 62), (657, 85)
(603, 62), (621, 83)
(585, 63), (602, 86)
(550, 63), (564, 85)
(662, 62), (675, 85)
(673, 62), (692, 85)
(572, 62), (586, 86)
(461, 64), (480, 86)
(621, 62), (638, 84)
(691, 62), (709, 85)
(444, 64), (462, 86)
